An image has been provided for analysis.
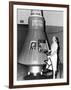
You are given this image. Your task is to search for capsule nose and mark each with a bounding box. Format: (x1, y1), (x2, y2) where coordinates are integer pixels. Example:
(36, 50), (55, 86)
(31, 10), (42, 16)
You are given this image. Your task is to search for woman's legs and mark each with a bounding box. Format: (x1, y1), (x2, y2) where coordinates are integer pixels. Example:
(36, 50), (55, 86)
(53, 70), (56, 79)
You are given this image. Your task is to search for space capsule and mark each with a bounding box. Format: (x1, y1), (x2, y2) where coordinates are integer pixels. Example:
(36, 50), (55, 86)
(18, 10), (49, 75)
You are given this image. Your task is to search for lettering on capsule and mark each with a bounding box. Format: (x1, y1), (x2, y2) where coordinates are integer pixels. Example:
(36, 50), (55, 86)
(32, 20), (43, 27)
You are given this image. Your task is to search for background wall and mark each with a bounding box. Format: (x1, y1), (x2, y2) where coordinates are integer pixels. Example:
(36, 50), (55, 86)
(0, 0), (71, 90)
(17, 9), (63, 26)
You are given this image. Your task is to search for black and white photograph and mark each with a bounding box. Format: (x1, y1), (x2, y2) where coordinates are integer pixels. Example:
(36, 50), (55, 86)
(9, 2), (69, 88)
(17, 9), (63, 80)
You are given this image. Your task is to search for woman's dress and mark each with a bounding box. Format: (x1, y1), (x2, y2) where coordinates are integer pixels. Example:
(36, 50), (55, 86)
(50, 42), (58, 71)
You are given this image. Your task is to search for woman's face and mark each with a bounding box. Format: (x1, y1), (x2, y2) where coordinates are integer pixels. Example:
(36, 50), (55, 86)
(52, 36), (56, 42)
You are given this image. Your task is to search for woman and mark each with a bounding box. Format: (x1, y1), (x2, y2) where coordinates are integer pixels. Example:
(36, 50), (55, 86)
(43, 36), (58, 79)
(49, 36), (58, 79)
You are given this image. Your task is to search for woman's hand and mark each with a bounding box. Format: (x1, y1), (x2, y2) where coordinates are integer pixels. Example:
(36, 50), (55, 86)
(48, 50), (51, 53)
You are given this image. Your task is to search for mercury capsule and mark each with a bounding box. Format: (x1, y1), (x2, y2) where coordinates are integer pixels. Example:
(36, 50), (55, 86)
(18, 10), (49, 75)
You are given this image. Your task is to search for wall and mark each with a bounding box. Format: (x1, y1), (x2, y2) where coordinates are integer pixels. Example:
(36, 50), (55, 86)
(0, 0), (71, 90)
(17, 9), (63, 26)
